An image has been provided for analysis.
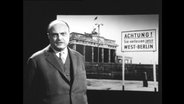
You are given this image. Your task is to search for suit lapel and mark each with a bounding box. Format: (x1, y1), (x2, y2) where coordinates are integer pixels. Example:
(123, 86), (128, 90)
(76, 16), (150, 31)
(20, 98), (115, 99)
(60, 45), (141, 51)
(44, 46), (78, 85)
(44, 46), (70, 84)
(68, 48), (77, 80)
(46, 52), (65, 73)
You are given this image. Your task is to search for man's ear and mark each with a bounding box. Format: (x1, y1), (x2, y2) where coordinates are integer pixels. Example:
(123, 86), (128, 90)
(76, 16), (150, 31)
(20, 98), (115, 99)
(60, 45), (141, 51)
(47, 33), (50, 39)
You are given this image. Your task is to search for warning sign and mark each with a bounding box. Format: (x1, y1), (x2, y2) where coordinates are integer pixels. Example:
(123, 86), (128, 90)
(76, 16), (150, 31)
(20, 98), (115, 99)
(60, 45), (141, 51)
(121, 29), (156, 52)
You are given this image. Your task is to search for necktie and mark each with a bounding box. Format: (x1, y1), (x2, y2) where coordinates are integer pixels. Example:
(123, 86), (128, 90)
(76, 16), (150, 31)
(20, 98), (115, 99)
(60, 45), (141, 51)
(59, 52), (64, 64)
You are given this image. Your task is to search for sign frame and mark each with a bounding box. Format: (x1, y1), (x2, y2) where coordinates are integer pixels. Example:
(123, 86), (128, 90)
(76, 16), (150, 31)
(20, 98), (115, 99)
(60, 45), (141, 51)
(121, 29), (157, 52)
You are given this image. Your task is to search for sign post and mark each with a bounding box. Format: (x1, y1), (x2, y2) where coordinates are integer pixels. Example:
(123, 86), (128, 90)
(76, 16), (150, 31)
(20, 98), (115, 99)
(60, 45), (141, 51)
(121, 29), (157, 91)
(153, 61), (157, 92)
(122, 54), (125, 91)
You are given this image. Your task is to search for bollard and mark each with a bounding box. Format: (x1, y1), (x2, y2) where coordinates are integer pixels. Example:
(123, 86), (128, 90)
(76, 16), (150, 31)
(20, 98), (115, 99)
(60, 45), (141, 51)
(122, 85), (125, 91)
(143, 72), (148, 87)
(154, 87), (157, 92)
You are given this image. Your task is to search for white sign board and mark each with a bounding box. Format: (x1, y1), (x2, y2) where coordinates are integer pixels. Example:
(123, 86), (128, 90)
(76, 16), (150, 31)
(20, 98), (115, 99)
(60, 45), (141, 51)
(121, 29), (156, 52)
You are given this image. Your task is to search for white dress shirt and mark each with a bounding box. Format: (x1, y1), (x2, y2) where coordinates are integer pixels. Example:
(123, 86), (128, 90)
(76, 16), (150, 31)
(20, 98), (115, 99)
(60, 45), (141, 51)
(52, 47), (68, 64)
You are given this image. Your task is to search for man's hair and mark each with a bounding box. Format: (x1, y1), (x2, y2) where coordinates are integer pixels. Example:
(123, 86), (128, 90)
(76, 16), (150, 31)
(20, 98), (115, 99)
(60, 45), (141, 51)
(47, 19), (70, 33)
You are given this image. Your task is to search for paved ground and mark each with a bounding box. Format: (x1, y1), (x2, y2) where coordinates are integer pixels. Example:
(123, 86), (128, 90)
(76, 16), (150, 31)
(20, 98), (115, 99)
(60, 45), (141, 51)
(87, 79), (158, 92)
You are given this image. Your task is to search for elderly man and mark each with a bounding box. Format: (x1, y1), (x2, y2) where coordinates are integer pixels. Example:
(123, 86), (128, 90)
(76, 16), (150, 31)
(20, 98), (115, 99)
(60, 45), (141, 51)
(24, 20), (88, 104)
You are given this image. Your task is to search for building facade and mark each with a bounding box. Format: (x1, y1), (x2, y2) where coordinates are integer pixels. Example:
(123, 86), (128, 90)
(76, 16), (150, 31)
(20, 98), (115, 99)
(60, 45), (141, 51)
(69, 32), (118, 64)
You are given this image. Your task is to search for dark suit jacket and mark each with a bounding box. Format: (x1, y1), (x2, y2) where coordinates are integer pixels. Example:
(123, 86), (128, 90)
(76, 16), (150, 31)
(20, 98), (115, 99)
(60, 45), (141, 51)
(24, 45), (88, 104)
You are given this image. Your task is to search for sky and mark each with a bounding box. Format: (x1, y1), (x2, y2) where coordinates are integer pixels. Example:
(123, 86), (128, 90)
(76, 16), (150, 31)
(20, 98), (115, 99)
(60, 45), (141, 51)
(57, 15), (159, 64)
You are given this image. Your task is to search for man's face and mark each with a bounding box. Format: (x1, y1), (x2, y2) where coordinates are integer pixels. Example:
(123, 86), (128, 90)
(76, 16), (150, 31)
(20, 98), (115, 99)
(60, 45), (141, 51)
(48, 23), (70, 51)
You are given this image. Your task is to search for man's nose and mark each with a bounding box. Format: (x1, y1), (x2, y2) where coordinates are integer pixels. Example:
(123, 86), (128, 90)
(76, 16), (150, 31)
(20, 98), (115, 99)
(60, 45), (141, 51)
(57, 34), (64, 40)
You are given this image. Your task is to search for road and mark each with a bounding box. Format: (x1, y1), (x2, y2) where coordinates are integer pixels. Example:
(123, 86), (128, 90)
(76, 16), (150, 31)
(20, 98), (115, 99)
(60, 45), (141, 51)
(87, 79), (158, 92)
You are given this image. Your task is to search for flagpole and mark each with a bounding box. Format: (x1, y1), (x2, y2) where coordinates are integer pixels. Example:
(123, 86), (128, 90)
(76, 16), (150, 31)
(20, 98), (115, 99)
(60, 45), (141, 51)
(95, 23), (103, 64)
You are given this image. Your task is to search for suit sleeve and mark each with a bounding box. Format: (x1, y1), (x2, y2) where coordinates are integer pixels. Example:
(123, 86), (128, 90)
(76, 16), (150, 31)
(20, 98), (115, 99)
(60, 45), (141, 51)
(82, 56), (86, 71)
(23, 58), (37, 104)
(82, 55), (88, 104)
(81, 55), (88, 88)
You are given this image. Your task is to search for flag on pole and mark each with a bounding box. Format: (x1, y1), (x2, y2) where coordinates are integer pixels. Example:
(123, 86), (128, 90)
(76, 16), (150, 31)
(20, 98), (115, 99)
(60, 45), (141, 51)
(94, 16), (98, 20)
